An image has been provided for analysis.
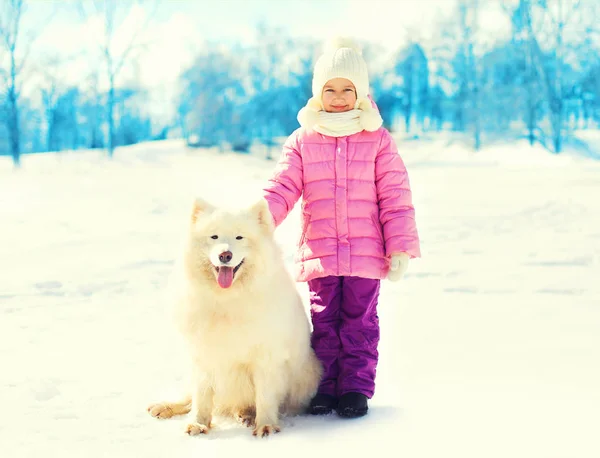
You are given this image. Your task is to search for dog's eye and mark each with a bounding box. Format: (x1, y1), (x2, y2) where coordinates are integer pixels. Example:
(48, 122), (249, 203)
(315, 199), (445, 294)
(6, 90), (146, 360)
(210, 235), (218, 240)
(236, 236), (243, 240)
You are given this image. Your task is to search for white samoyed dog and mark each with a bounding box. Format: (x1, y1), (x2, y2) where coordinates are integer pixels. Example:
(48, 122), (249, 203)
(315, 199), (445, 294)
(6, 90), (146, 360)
(147, 197), (321, 437)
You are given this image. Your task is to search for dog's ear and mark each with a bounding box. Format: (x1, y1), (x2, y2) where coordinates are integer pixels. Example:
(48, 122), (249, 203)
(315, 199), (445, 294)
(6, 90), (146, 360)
(191, 197), (214, 224)
(250, 198), (275, 234)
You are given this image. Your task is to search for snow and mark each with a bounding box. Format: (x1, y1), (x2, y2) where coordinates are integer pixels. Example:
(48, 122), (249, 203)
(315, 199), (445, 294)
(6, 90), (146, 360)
(1, 139), (599, 458)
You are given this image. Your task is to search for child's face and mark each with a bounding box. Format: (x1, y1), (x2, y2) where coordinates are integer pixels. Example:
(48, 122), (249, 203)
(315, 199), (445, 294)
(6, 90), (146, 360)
(321, 78), (357, 112)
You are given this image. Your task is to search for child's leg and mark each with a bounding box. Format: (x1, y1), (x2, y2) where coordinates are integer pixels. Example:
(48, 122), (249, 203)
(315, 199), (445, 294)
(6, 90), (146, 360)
(307, 276), (343, 396)
(338, 276), (381, 398)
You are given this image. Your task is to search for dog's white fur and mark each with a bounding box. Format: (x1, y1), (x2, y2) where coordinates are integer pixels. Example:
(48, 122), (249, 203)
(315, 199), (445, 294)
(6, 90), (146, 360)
(148, 197), (321, 437)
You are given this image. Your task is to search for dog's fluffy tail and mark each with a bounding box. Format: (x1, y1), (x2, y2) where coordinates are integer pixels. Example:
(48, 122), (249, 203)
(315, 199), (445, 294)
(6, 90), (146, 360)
(285, 350), (322, 415)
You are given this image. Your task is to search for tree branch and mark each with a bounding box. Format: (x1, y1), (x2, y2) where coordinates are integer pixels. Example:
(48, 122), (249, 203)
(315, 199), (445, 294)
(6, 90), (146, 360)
(111, 0), (160, 77)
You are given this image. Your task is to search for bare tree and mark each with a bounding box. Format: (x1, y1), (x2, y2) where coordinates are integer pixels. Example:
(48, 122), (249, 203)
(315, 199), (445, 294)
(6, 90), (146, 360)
(40, 65), (61, 152)
(79, 70), (104, 149)
(506, 0), (542, 147)
(430, 0), (485, 150)
(39, 54), (78, 151)
(456, 0), (483, 150)
(0, 0), (55, 166)
(390, 41), (430, 135)
(511, 0), (587, 153)
(78, 0), (160, 157)
(0, 0), (26, 167)
(578, 1), (600, 128)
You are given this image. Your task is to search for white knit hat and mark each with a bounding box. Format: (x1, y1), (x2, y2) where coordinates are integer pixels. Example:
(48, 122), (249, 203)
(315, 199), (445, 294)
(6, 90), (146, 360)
(312, 36), (370, 102)
(297, 36), (383, 132)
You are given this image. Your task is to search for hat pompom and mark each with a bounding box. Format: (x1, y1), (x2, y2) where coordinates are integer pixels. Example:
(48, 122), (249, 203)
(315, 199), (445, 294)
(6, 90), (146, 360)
(357, 97), (383, 131)
(324, 36), (363, 55)
(360, 109), (383, 131)
(297, 97), (322, 129)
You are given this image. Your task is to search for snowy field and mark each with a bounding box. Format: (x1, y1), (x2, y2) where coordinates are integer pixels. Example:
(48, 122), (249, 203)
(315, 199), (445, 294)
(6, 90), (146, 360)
(1, 138), (599, 458)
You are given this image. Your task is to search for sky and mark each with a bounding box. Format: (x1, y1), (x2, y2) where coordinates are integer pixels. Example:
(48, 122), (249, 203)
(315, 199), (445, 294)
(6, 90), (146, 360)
(2, 0), (516, 126)
(22, 0), (512, 89)
(1, 132), (599, 457)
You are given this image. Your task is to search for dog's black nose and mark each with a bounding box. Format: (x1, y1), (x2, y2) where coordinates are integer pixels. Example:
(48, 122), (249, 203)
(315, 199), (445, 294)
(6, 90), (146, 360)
(219, 251), (232, 263)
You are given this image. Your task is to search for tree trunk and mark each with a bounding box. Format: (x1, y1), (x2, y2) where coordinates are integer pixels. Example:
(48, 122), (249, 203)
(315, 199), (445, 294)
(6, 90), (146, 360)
(8, 53), (20, 167)
(46, 111), (57, 152)
(8, 100), (21, 167)
(107, 74), (115, 157)
(526, 50), (536, 146)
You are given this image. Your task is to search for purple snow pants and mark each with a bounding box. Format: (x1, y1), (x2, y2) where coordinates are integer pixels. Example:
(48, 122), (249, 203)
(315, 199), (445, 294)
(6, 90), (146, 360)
(307, 276), (381, 399)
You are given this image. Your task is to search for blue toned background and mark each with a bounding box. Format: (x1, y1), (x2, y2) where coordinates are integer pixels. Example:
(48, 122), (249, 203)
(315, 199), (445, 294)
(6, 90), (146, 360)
(2, 0), (599, 166)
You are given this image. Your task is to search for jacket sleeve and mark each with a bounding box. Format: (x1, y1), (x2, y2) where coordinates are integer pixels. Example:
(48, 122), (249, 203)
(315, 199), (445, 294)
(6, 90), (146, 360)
(263, 131), (304, 227)
(375, 129), (421, 258)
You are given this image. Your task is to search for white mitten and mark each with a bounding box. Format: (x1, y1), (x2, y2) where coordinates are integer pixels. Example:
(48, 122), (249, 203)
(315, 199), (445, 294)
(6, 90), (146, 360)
(387, 253), (410, 282)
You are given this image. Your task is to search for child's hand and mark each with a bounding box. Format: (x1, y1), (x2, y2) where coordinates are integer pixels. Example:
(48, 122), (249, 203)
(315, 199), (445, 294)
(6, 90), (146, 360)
(387, 253), (410, 281)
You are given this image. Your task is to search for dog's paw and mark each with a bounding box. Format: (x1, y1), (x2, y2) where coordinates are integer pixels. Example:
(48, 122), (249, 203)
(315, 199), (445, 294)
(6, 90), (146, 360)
(147, 403), (175, 419)
(185, 422), (209, 436)
(235, 412), (256, 428)
(252, 424), (281, 438)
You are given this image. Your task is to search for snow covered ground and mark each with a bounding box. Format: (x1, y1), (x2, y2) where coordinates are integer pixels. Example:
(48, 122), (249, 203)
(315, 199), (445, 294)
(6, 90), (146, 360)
(1, 138), (599, 458)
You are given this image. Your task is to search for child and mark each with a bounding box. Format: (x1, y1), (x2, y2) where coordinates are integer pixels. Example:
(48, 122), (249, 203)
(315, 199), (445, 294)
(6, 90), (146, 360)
(263, 37), (421, 418)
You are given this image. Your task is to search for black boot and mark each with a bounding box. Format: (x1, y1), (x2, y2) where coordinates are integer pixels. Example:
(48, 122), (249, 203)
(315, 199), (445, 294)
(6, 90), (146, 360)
(307, 393), (338, 415)
(336, 392), (369, 418)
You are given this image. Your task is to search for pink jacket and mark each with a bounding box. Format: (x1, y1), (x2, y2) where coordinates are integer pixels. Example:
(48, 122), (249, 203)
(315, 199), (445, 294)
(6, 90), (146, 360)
(264, 127), (420, 282)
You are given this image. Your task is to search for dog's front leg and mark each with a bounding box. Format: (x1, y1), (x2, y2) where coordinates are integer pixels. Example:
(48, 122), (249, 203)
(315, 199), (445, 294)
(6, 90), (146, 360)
(185, 373), (214, 436)
(251, 366), (282, 437)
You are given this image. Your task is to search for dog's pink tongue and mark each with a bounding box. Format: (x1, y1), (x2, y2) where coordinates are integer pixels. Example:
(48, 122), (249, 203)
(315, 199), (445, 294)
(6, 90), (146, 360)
(217, 266), (234, 288)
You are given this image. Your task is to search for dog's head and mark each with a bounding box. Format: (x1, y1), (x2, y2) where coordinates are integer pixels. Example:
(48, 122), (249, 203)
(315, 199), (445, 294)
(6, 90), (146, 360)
(187, 197), (275, 289)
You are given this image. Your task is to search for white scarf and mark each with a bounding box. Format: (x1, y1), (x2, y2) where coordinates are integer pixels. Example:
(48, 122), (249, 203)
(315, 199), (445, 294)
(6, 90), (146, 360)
(312, 110), (363, 137)
(297, 97), (383, 137)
